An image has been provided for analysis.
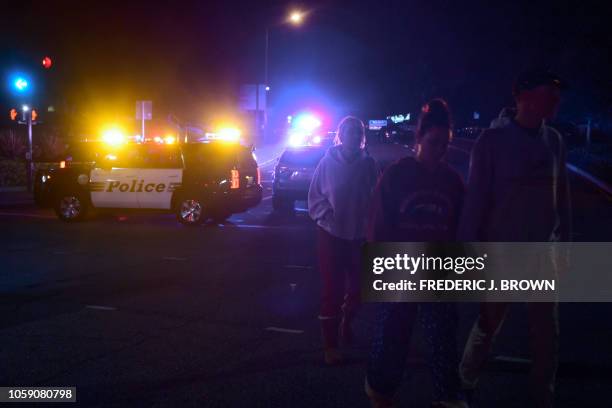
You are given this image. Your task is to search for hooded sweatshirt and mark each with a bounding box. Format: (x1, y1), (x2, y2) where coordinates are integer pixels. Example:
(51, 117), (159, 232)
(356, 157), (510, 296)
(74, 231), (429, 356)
(368, 157), (465, 242)
(458, 120), (572, 242)
(308, 145), (378, 240)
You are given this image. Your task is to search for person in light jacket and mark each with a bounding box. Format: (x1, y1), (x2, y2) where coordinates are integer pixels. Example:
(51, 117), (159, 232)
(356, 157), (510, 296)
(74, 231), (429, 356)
(308, 116), (378, 365)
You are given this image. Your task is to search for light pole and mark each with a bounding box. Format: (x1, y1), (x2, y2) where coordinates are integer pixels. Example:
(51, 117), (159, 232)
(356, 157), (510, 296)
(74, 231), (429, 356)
(262, 10), (306, 142)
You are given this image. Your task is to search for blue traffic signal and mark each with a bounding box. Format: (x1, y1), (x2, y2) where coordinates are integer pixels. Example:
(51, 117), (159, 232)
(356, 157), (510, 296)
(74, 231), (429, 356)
(14, 77), (28, 92)
(7, 73), (32, 95)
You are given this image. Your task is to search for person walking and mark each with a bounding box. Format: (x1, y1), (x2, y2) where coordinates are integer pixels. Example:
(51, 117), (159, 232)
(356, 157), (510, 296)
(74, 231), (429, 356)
(365, 99), (467, 408)
(308, 116), (378, 365)
(458, 69), (572, 408)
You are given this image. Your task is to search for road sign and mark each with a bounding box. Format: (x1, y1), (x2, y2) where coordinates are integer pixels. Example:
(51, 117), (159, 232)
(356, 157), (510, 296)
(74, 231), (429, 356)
(136, 101), (152, 120)
(368, 119), (387, 130)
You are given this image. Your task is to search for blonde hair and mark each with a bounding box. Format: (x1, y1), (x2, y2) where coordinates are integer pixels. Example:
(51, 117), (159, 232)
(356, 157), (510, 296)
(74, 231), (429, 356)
(334, 116), (366, 149)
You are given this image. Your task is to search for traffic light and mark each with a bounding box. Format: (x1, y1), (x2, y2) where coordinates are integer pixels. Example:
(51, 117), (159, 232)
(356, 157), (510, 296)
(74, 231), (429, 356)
(31, 109), (38, 122)
(42, 56), (52, 69)
(10, 108), (18, 121)
(13, 77), (29, 92)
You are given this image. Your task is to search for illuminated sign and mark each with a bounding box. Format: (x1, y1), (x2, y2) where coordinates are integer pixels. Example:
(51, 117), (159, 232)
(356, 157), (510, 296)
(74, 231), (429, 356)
(387, 113), (411, 124)
(368, 119), (387, 130)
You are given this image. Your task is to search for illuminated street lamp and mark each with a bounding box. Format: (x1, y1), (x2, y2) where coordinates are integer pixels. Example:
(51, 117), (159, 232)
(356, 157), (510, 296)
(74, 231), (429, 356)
(262, 10), (309, 141)
(265, 10), (308, 87)
(288, 10), (304, 25)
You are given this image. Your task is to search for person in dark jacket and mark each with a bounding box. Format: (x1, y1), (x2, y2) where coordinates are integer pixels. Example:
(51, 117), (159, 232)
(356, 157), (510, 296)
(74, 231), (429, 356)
(365, 99), (467, 408)
(458, 70), (571, 408)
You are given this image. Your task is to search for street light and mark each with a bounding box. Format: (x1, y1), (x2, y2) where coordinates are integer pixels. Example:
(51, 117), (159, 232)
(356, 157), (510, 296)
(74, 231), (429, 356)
(288, 11), (304, 25)
(263, 10), (309, 141)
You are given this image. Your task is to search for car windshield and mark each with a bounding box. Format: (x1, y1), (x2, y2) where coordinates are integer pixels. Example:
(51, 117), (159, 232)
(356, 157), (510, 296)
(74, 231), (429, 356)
(280, 148), (326, 167)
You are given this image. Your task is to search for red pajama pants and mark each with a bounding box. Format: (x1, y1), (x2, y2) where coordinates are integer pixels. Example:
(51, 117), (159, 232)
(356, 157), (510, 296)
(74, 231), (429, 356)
(317, 226), (363, 320)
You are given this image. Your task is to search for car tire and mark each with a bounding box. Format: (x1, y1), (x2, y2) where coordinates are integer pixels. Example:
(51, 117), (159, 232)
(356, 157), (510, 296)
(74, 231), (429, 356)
(272, 194), (294, 213)
(176, 197), (205, 226)
(54, 191), (89, 222)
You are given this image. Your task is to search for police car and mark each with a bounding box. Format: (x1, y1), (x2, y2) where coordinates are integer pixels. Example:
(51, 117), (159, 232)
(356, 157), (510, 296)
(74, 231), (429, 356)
(35, 141), (262, 225)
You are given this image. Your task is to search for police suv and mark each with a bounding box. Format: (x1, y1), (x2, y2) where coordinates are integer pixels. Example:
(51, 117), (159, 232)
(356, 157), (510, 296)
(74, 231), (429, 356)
(35, 141), (262, 225)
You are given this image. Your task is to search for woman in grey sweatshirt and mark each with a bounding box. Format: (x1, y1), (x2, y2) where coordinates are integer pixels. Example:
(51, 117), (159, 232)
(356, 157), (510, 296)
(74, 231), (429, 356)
(308, 116), (378, 365)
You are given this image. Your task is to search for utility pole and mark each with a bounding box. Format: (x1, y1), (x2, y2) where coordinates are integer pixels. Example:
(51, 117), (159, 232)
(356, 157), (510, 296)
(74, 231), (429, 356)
(27, 109), (33, 192)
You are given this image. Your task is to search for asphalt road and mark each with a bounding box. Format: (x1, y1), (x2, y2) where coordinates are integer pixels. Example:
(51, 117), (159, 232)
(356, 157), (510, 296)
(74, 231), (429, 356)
(1, 143), (611, 407)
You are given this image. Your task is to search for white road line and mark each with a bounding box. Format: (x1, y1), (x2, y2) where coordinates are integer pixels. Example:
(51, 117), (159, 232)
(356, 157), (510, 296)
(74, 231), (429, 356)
(265, 327), (304, 334)
(566, 163), (612, 196)
(262, 195), (272, 201)
(494, 355), (532, 364)
(0, 212), (55, 219)
(230, 224), (310, 230)
(85, 305), (117, 311)
(284, 265), (312, 269)
(162, 256), (187, 261)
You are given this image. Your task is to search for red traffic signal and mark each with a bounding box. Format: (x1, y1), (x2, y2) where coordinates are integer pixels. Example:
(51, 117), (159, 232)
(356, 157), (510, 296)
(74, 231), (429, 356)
(31, 109), (38, 121)
(10, 108), (18, 121)
(42, 56), (52, 69)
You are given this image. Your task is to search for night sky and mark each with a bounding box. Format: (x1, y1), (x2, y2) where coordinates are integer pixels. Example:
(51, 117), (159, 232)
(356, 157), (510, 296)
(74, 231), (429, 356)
(1, 0), (610, 130)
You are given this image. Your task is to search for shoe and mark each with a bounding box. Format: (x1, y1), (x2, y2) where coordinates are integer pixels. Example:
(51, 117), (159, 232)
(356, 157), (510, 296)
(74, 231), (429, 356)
(323, 348), (343, 366)
(365, 377), (394, 408)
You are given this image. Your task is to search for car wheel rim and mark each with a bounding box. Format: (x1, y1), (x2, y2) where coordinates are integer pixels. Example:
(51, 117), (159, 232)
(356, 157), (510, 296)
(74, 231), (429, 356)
(180, 200), (202, 222)
(60, 196), (81, 219)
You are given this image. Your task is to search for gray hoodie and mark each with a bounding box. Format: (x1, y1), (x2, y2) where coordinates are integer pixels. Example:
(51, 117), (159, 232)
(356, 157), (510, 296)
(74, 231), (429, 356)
(308, 145), (378, 240)
(458, 120), (572, 242)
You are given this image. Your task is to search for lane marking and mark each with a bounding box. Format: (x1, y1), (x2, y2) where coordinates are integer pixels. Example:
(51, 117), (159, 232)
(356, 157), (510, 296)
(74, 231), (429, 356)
(284, 265), (312, 269)
(85, 305), (117, 311)
(265, 327), (304, 334)
(0, 212), (55, 219)
(259, 158), (279, 167)
(566, 163), (612, 197)
(163, 256), (187, 261)
(262, 195), (272, 201)
(225, 224), (310, 230)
